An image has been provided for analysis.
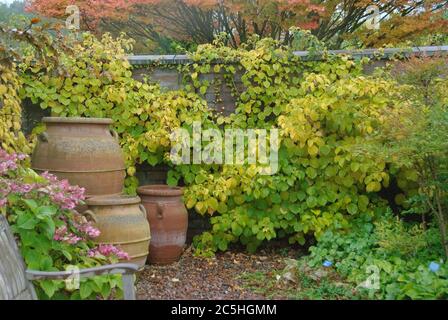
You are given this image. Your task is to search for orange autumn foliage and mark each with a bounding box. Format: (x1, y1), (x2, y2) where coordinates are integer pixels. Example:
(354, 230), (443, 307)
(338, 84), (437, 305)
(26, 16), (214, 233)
(25, 0), (448, 48)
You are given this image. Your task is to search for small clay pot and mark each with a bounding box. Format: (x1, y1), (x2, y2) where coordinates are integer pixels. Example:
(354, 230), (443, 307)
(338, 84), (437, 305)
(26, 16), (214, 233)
(85, 194), (151, 270)
(137, 185), (188, 265)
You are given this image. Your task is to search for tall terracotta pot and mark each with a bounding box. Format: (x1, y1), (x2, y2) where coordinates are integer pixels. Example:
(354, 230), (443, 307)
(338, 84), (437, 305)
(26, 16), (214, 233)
(85, 195), (151, 270)
(31, 117), (125, 197)
(137, 185), (188, 265)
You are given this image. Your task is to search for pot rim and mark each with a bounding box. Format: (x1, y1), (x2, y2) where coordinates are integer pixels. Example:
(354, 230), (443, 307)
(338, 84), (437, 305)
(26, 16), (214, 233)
(43, 117), (113, 125)
(137, 185), (183, 197)
(86, 194), (141, 206)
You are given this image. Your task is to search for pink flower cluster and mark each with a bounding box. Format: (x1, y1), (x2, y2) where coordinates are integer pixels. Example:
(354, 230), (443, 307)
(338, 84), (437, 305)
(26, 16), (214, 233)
(1, 149), (85, 211)
(72, 213), (101, 239)
(88, 244), (130, 261)
(0, 175), (85, 211)
(0, 149), (28, 207)
(40, 172), (86, 210)
(53, 212), (101, 244)
(1, 148), (127, 263)
(0, 149), (26, 175)
(7, 182), (36, 194)
(53, 225), (82, 244)
(0, 181), (41, 209)
(76, 223), (101, 238)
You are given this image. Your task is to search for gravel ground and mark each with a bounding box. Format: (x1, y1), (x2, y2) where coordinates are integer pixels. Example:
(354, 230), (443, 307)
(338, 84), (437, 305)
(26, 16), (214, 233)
(136, 246), (299, 300)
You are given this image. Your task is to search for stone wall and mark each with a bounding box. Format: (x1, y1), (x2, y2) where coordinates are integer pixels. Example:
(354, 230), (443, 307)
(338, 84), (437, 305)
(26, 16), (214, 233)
(128, 46), (448, 115)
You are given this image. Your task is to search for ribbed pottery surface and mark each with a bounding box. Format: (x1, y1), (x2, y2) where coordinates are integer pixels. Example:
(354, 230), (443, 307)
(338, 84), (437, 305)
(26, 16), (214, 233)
(31, 117), (126, 197)
(86, 195), (151, 270)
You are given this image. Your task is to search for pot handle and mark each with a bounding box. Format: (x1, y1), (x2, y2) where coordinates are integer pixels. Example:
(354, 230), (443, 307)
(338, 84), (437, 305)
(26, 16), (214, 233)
(83, 210), (98, 224)
(139, 204), (147, 219)
(110, 129), (119, 141)
(38, 132), (49, 143)
(156, 203), (167, 220)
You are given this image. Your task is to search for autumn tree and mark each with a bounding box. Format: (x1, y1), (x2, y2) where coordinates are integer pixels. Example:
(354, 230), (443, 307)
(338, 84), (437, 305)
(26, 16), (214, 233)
(25, 0), (448, 50)
(24, 0), (325, 49)
(333, 0), (448, 48)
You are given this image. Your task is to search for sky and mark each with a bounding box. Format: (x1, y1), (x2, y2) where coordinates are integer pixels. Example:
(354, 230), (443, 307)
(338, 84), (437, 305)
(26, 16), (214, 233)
(0, 0), (15, 4)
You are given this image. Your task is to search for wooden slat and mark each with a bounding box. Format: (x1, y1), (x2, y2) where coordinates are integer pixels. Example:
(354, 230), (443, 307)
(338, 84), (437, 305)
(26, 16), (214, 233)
(0, 215), (34, 300)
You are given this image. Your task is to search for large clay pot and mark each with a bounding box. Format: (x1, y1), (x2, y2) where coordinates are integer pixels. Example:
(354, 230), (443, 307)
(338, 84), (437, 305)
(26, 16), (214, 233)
(31, 117), (125, 197)
(137, 185), (188, 264)
(85, 195), (151, 270)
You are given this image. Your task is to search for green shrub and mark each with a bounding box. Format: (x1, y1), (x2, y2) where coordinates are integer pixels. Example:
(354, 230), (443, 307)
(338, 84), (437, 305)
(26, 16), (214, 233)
(308, 211), (447, 299)
(356, 55), (448, 258)
(375, 217), (428, 257)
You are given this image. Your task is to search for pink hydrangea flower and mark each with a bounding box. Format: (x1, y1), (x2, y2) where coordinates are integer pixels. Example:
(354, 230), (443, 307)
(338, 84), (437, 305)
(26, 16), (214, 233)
(40, 171), (59, 183)
(53, 225), (68, 241)
(53, 225), (82, 244)
(39, 172), (86, 210)
(88, 244), (130, 261)
(66, 235), (83, 244)
(82, 225), (101, 238)
(1, 150), (85, 211)
(74, 221), (101, 239)
(0, 150), (27, 175)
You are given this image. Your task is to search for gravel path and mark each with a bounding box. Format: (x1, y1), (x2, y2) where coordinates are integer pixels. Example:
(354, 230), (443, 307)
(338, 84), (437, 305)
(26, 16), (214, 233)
(136, 246), (299, 300)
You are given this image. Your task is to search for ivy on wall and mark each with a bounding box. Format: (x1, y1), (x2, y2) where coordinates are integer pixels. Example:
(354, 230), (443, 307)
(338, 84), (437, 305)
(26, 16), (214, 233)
(20, 32), (419, 255)
(175, 36), (418, 254)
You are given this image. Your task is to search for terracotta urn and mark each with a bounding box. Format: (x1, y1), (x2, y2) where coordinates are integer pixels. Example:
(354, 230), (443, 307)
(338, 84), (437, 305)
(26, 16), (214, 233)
(85, 195), (151, 270)
(31, 117), (125, 197)
(137, 185), (188, 265)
